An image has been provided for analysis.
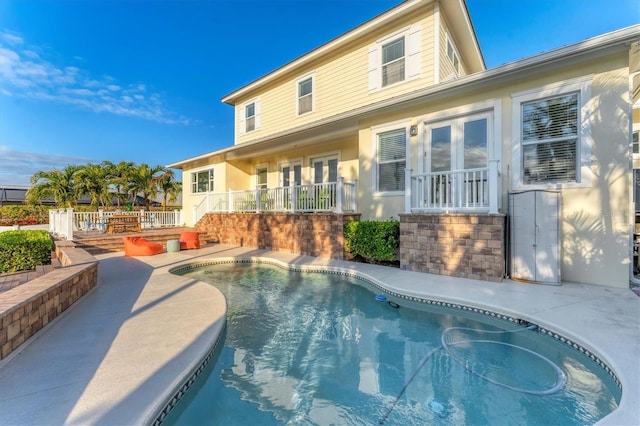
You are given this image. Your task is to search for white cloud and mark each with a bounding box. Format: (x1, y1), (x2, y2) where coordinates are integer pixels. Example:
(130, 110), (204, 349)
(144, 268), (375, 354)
(0, 146), (92, 187)
(0, 29), (194, 126)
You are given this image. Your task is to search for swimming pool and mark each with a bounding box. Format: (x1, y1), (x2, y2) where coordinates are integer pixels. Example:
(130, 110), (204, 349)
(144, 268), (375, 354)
(164, 261), (620, 425)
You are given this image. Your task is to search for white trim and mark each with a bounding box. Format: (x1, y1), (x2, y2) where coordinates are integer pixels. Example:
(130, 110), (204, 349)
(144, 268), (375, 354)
(308, 151), (341, 184)
(240, 97), (261, 135)
(369, 25), (421, 92)
(511, 76), (593, 190)
(189, 166), (215, 195)
(433, 1), (441, 85)
(255, 162), (269, 189)
(277, 158), (303, 186)
(445, 31), (461, 76)
(371, 119), (411, 196)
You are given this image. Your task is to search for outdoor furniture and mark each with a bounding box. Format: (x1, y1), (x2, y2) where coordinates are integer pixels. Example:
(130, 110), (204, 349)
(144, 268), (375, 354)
(179, 231), (200, 250)
(106, 215), (141, 234)
(166, 239), (181, 253)
(123, 236), (163, 256)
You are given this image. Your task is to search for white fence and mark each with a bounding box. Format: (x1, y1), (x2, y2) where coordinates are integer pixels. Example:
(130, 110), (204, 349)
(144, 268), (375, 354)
(405, 161), (499, 214)
(48, 208), (183, 240)
(193, 178), (358, 224)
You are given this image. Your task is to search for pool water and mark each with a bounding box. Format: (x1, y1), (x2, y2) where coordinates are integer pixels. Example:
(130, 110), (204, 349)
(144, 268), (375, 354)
(165, 263), (620, 425)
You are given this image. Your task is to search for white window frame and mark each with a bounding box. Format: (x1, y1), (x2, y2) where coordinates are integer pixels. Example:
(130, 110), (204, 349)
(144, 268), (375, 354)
(372, 120), (410, 196)
(240, 97), (260, 135)
(278, 159), (303, 187)
(296, 73), (314, 116)
(308, 152), (340, 184)
(190, 167), (214, 194)
(511, 76), (592, 190)
(446, 32), (460, 76)
(255, 163), (268, 189)
(368, 25), (421, 92)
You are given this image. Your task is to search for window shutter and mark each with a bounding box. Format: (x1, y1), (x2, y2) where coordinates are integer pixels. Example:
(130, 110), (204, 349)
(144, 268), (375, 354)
(407, 24), (421, 79)
(368, 45), (379, 91)
(239, 105), (246, 135)
(254, 98), (261, 130)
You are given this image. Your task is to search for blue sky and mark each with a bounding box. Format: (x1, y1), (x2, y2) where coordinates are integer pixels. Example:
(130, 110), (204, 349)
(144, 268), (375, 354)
(1, 0), (638, 187)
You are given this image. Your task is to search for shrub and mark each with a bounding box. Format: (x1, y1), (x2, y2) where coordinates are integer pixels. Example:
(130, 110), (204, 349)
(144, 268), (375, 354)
(0, 230), (54, 273)
(344, 219), (399, 264)
(0, 205), (50, 225)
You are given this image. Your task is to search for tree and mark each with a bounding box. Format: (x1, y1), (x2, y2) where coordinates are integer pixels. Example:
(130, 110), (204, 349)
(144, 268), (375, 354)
(26, 165), (81, 207)
(76, 163), (112, 208)
(156, 169), (181, 210)
(101, 160), (135, 208)
(128, 163), (165, 207)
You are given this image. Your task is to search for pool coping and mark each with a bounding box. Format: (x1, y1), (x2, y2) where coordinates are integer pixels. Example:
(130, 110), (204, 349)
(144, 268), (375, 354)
(0, 244), (637, 425)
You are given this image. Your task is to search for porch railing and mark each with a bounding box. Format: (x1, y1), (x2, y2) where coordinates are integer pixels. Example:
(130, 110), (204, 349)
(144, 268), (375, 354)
(193, 177), (358, 224)
(405, 160), (499, 214)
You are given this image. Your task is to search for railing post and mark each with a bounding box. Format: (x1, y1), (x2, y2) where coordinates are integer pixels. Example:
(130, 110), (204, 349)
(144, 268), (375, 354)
(256, 189), (261, 213)
(291, 185), (298, 213)
(488, 160), (500, 214)
(228, 189), (233, 213)
(336, 178), (344, 213)
(352, 179), (358, 212)
(49, 210), (55, 234)
(404, 168), (413, 213)
(66, 208), (74, 240)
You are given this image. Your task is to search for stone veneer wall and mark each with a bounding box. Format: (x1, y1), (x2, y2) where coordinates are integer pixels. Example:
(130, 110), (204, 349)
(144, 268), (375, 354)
(197, 213), (361, 259)
(0, 243), (98, 360)
(399, 213), (506, 282)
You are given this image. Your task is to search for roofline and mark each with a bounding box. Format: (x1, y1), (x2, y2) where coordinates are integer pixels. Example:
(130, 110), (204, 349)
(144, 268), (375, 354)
(459, 0), (486, 70)
(169, 25), (639, 169)
(221, 0), (425, 105)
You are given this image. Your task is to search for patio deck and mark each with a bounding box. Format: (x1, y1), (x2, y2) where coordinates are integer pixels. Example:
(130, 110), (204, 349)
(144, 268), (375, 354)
(0, 244), (637, 425)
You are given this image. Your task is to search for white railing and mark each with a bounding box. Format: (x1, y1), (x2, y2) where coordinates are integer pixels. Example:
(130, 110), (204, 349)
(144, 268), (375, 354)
(193, 177), (358, 223)
(49, 208), (74, 240)
(405, 161), (499, 214)
(48, 209), (184, 237)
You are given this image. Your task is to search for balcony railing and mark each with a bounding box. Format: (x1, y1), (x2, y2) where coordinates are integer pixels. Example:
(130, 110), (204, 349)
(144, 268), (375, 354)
(193, 177), (358, 223)
(405, 160), (499, 214)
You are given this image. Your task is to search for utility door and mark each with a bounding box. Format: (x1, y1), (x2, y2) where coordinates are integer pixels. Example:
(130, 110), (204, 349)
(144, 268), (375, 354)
(510, 191), (560, 284)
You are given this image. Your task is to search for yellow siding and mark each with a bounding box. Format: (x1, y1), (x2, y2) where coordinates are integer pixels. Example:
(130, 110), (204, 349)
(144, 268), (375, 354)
(234, 5), (435, 144)
(439, 15), (468, 81)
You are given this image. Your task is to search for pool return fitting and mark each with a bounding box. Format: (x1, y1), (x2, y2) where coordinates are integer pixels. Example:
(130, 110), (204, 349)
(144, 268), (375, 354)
(377, 315), (567, 425)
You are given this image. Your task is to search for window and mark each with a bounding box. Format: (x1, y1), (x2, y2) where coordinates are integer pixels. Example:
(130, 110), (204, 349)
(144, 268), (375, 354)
(521, 93), (578, 184)
(245, 103), (256, 132)
(256, 167), (267, 189)
(309, 155), (338, 183)
(191, 169), (214, 193)
(377, 128), (406, 192)
(382, 37), (405, 87)
(240, 98), (260, 134)
(368, 25), (421, 91)
(512, 77), (591, 189)
(633, 130), (639, 155)
(446, 33), (460, 75)
(298, 76), (313, 115)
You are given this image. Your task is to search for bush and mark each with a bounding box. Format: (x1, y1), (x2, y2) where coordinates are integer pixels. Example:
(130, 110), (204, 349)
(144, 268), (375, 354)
(0, 205), (50, 225)
(344, 219), (399, 264)
(0, 230), (54, 273)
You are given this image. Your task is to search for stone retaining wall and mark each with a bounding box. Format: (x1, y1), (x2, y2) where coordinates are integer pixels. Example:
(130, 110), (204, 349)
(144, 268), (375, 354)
(197, 213), (361, 259)
(399, 213), (506, 282)
(0, 243), (98, 361)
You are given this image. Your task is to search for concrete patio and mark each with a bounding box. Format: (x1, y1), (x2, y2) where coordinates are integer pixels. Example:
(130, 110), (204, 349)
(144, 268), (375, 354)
(0, 243), (638, 425)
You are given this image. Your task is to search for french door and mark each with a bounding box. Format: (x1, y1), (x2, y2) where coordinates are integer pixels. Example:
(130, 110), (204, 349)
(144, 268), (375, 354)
(425, 112), (490, 208)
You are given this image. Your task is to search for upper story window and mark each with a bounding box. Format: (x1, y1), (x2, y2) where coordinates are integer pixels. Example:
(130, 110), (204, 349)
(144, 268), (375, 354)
(512, 77), (592, 189)
(633, 130), (639, 155)
(446, 33), (460, 75)
(240, 98), (260, 135)
(368, 25), (421, 92)
(297, 75), (313, 115)
(376, 127), (407, 192)
(191, 169), (214, 193)
(245, 103), (256, 132)
(382, 37), (405, 87)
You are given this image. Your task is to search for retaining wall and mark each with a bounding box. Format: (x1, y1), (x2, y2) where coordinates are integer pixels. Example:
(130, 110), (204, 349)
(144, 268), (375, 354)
(399, 213), (506, 282)
(0, 243), (98, 361)
(197, 213), (361, 259)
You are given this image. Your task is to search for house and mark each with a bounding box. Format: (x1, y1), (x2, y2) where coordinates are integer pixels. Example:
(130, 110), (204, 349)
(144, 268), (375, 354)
(168, 0), (639, 289)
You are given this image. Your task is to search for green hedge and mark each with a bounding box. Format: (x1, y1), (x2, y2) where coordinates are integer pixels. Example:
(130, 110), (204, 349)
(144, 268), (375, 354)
(0, 230), (54, 273)
(0, 205), (50, 226)
(344, 219), (399, 264)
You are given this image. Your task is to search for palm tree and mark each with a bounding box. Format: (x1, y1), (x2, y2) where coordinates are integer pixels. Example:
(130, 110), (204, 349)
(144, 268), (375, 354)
(75, 163), (113, 208)
(102, 160), (135, 208)
(128, 163), (165, 207)
(155, 169), (182, 210)
(27, 165), (81, 207)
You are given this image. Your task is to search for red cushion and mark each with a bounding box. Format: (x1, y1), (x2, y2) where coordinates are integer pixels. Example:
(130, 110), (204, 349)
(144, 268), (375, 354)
(123, 236), (164, 256)
(179, 231), (200, 250)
